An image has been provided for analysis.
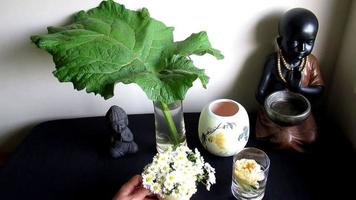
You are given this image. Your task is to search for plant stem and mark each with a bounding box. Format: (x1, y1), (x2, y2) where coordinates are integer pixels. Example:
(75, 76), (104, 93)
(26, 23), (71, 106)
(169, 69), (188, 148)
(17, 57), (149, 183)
(160, 101), (180, 146)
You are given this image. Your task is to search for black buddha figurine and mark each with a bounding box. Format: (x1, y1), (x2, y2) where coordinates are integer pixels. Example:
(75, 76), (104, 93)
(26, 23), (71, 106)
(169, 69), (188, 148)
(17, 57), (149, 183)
(105, 106), (138, 158)
(255, 8), (324, 152)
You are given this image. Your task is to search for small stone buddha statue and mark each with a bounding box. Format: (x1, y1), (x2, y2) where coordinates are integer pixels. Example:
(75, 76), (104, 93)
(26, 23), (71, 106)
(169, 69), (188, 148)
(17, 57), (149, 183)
(105, 106), (138, 158)
(255, 8), (324, 152)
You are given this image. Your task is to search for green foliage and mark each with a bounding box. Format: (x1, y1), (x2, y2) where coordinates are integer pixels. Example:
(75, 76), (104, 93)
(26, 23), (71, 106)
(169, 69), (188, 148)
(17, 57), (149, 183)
(31, 0), (223, 103)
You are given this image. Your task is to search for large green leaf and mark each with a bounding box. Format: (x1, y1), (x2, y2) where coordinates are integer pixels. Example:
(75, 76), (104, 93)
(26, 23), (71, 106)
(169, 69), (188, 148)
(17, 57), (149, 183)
(31, 0), (223, 103)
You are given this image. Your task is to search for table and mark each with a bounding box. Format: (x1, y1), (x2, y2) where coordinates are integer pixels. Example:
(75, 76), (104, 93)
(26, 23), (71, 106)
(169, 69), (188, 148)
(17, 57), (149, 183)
(0, 113), (354, 200)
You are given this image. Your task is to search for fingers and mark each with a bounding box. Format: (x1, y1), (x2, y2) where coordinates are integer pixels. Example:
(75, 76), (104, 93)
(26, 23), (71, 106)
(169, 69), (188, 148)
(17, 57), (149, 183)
(113, 175), (154, 200)
(130, 187), (151, 200)
(144, 196), (160, 200)
(120, 175), (142, 196)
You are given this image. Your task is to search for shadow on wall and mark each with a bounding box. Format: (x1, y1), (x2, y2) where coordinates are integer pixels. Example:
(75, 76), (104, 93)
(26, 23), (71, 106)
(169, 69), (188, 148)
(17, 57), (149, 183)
(319, 0), (353, 113)
(0, 15), (74, 152)
(0, 124), (36, 153)
(318, 0), (353, 88)
(0, 13), (73, 65)
(0, 35), (50, 152)
(225, 12), (283, 113)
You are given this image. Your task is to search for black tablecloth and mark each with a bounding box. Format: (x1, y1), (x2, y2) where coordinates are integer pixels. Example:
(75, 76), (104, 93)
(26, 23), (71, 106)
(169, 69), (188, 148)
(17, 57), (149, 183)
(0, 113), (355, 200)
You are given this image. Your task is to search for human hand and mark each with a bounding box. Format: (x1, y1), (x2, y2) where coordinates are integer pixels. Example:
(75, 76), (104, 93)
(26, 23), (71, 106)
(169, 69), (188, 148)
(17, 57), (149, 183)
(287, 69), (302, 91)
(113, 175), (160, 200)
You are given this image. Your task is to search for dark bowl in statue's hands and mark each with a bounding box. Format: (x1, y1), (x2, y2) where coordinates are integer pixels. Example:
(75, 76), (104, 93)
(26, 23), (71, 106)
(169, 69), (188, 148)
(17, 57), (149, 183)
(264, 90), (311, 126)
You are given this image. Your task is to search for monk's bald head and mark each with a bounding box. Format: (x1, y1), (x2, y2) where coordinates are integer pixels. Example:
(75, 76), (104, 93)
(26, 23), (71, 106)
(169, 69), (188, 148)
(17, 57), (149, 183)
(279, 8), (318, 39)
(278, 8), (318, 60)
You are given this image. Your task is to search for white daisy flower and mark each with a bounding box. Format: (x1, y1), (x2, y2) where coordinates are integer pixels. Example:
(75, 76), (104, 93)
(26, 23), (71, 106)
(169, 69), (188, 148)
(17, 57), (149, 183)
(141, 145), (216, 199)
(150, 182), (161, 194)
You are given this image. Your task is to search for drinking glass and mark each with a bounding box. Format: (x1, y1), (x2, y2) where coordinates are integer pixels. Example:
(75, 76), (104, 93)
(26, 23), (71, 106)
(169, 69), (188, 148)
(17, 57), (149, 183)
(231, 147), (270, 200)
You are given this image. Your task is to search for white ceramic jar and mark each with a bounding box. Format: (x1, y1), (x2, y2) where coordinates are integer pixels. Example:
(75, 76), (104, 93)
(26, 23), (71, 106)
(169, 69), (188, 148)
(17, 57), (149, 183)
(198, 99), (249, 157)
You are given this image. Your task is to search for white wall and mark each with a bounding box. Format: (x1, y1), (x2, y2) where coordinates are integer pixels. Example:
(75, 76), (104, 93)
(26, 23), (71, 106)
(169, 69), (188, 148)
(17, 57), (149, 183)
(0, 0), (351, 151)
(327, 1), (356, 149)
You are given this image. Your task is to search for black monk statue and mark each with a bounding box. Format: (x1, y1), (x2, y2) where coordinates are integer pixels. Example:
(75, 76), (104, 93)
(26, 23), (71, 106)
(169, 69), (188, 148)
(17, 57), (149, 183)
(255, 8), (325, 152)
(105, 106), (138, 158)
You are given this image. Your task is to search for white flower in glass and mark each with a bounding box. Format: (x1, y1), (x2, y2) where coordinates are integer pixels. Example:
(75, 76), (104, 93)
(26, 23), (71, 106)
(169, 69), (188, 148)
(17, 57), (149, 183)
(233, 158), (265, 188)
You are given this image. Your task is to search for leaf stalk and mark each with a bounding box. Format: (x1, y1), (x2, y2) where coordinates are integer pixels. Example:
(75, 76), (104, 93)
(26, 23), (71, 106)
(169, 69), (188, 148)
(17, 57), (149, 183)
(160, 101), (180, 146)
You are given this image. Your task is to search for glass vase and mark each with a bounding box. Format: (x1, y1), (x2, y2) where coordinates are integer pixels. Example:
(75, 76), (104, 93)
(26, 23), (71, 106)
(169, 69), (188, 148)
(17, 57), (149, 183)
(153, 101), (186, 153)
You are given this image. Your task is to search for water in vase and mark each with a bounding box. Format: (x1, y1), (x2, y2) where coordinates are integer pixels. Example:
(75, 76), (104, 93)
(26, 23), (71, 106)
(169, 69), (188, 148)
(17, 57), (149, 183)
(154, 101), (186, 153)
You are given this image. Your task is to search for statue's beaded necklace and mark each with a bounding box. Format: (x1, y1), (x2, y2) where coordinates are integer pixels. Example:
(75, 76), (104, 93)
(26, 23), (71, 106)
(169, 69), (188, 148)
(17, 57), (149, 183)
(277, 49), (307, 83)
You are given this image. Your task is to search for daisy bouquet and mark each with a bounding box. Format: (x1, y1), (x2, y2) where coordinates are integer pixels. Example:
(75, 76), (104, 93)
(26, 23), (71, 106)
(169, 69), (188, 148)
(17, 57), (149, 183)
(141, 145), (216, 200)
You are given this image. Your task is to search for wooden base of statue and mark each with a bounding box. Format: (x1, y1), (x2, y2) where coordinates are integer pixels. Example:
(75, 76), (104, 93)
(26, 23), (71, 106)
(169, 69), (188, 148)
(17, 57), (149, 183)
(255, 107), (317, 152)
